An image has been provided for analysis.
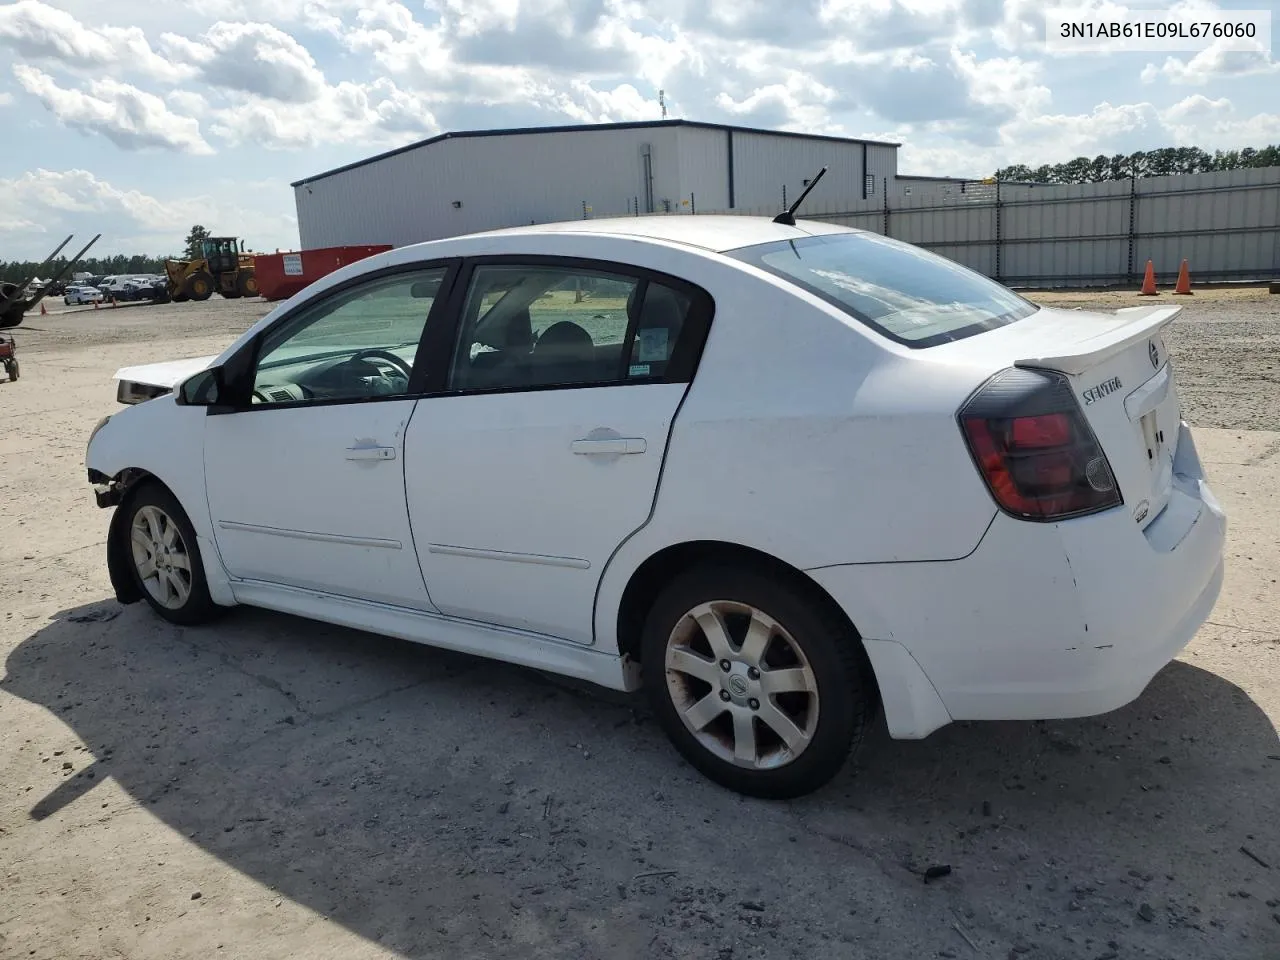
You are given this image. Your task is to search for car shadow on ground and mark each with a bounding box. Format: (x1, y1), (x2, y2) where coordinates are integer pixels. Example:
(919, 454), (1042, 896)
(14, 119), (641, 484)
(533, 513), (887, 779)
(4, 599), (1278, 960)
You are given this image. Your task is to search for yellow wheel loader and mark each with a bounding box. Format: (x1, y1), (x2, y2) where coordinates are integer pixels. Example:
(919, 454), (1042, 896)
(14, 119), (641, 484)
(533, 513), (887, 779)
(165, 238), (258, 304)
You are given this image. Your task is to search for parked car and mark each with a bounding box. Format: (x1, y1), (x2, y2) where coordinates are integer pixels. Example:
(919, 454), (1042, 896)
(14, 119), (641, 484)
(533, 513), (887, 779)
(99, 276), (143, 301)
(84, 216), (1226, 798)
(135, 277), (171, 303)
(64, 284), (106, 305)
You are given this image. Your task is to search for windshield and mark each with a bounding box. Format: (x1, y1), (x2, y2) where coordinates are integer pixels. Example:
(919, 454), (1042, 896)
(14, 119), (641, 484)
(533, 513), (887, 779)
(728, 232), (1037, 347)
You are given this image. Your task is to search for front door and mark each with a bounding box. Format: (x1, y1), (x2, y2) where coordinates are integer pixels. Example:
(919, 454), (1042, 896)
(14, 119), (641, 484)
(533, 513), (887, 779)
(404, 259), (712, 644)
(204, 264), (452, 609)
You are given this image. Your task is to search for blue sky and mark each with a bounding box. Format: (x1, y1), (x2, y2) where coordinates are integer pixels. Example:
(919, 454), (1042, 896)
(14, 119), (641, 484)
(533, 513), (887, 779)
(1, 0), (1277, 258)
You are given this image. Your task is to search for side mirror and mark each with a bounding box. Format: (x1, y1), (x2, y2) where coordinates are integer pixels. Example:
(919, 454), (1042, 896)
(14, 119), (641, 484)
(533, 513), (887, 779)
(176, 366), (224, 406)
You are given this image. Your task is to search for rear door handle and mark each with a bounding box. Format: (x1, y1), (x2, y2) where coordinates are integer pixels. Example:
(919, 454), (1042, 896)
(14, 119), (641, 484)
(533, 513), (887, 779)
(346, 445), (397, 461)
(571, 437), (647, 456)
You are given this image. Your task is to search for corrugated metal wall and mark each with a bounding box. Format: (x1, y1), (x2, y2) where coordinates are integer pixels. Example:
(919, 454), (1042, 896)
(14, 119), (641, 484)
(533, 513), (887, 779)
(700, 167), (1280, 286)
(294, 126), (686, 249)
(675, 126), (730, 212)
(727, 131), (869, 210)
(294, 126), (898, 246)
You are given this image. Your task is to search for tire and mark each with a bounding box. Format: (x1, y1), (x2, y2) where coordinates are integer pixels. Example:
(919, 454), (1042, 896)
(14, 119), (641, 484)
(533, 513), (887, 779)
(5, 359), (17, 381)
(237, 271), (259, 298)
(173, 292), (190, 303)
(187, 272), (214, 302)
(641, 564), (875, 799)
(121, 482), (220, 626)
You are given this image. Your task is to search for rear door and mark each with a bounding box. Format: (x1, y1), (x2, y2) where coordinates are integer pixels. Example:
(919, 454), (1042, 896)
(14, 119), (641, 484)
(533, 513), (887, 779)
(403, 257), (714, 644)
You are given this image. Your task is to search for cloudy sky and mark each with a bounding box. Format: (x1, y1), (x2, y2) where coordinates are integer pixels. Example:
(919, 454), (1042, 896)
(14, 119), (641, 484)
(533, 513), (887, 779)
(1, 0), (1276, 258)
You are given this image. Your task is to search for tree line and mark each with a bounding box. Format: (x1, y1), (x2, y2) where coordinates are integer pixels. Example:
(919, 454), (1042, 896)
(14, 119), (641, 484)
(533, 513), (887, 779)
(1, 253), (175, 285)
(1, 226), (224, 285)
(995, 144), (1280, 184)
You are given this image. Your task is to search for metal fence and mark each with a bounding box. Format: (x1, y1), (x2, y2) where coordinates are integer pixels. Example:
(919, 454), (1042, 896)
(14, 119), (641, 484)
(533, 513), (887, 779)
(672, 167), (1280, 288)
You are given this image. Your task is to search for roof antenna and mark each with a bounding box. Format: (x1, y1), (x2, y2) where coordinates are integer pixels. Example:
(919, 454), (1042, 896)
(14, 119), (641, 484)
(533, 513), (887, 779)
(773, 165), (828, 225)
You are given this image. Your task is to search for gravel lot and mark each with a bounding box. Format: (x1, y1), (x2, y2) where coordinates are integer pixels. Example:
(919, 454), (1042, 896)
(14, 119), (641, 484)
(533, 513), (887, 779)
(2, 290), (1278, 960)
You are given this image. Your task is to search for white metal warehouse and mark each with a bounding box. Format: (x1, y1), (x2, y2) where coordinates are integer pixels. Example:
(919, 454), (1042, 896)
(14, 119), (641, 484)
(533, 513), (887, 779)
(291, 120), (901, 250)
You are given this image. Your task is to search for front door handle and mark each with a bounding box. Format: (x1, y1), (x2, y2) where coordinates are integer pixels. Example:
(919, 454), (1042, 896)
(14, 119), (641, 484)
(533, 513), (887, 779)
(571, 437), (647, 456)
(346, 445), (397, 461)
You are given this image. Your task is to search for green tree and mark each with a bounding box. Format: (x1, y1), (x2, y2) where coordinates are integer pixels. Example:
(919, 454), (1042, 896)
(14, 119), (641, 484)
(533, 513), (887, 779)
(184, 225), (210, 259)
(994, 143), (1278, 183)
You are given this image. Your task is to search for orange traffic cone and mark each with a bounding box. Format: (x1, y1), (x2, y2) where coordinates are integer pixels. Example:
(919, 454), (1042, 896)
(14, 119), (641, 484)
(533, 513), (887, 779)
(40, 302), (47, 315)
(111, 296), (117, 308)
(1174, 259), (1193, 295)
(94, 300), (99, 310)
(1139, 259), (1157, 295)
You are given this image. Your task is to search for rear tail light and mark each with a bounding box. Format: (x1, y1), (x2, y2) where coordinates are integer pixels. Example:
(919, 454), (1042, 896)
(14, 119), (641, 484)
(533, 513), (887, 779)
(959, 367), (1121, 521)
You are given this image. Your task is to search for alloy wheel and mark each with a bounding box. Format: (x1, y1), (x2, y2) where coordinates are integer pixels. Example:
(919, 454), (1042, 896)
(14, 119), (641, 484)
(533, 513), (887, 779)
(664, 600), (820, 770)
(130, 504), (193, 610)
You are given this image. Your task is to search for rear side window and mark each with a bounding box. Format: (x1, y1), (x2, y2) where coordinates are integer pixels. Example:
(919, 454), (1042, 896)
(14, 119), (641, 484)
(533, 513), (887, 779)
(448, 263), (700, 391)
(728, 232), (1037, 347)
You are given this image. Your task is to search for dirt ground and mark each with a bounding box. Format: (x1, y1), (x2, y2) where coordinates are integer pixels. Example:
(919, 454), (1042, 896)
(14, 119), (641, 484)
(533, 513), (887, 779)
(1, 290), (1278, 960)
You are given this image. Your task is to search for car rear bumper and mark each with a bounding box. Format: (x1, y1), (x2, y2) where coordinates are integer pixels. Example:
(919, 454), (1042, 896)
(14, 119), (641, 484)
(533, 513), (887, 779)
(809, 421), (1226, 738)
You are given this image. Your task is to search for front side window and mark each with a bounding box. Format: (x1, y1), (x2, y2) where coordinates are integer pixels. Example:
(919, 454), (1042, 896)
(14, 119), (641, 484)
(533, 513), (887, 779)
(728, 232), (1037, 347)
(250, 267), (446, 405)
(449, 264), (694, 391)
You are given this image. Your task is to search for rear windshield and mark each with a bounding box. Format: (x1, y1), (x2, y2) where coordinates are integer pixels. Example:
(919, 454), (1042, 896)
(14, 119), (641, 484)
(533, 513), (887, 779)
(727, 232), (1037, 347)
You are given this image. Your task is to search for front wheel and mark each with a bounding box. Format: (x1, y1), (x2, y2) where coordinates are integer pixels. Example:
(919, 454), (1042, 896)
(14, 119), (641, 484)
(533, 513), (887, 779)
(123, 482), (220, 625)
(186, 272), (214, 302)
(642, 565), (875, 799)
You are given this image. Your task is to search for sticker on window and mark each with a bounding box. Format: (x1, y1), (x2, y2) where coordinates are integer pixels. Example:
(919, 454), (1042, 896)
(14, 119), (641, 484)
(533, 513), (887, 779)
(636, 327), (669, 363)
(629, 363), (651, 377)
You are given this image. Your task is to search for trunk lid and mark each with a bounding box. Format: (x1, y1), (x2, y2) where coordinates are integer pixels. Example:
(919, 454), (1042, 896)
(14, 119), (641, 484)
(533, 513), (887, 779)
(934, 304), (1183, 528)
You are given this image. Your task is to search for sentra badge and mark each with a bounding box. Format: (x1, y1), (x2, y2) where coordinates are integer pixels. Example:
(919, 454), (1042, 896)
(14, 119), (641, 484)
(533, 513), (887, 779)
(1082, 376), (1122, 405)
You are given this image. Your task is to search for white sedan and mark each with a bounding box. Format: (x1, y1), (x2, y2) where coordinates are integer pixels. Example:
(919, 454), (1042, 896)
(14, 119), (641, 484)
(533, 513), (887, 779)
(64, 284), (106, 305)
(84, 215), (1226, 798)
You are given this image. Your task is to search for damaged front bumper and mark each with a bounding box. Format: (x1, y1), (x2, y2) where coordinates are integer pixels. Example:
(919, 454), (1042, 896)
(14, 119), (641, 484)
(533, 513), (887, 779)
(87, 468), (124, 508)
(86, 415), (121, 507)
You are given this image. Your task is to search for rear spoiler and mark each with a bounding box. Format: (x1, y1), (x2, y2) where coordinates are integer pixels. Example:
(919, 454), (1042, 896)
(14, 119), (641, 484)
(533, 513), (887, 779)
(1014, 305), (1182, 376)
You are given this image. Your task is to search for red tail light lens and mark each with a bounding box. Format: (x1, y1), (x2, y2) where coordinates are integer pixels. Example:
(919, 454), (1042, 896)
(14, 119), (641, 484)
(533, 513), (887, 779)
(959, 368), (1121, 521)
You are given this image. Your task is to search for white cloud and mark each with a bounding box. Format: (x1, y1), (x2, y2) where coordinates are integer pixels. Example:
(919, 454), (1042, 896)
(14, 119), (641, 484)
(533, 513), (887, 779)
(0, 168), (298, 254)
(1141, 40), (1280, 85)
(13, 65), (213, 154)
(1158, 97), (1280, 149)
(209, 78), (439, 148)
(159, 21), (327, 102)
(950, 47), (1049, 114)
(0, 0), (188, 81)
(715, 75), (839, 132)
(1161, 93), (1231, 123)
(548, 82), (662, 124)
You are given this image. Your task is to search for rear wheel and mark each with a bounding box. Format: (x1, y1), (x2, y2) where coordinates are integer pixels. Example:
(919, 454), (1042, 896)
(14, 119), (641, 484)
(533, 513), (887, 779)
(3, 359), (17, 381)
(186, 272), (214, 302)
(641, 564), (875, 799)
(123, 482), (219, 625)
(237, 271), (259, 298)
(172, 291), (190, 303)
